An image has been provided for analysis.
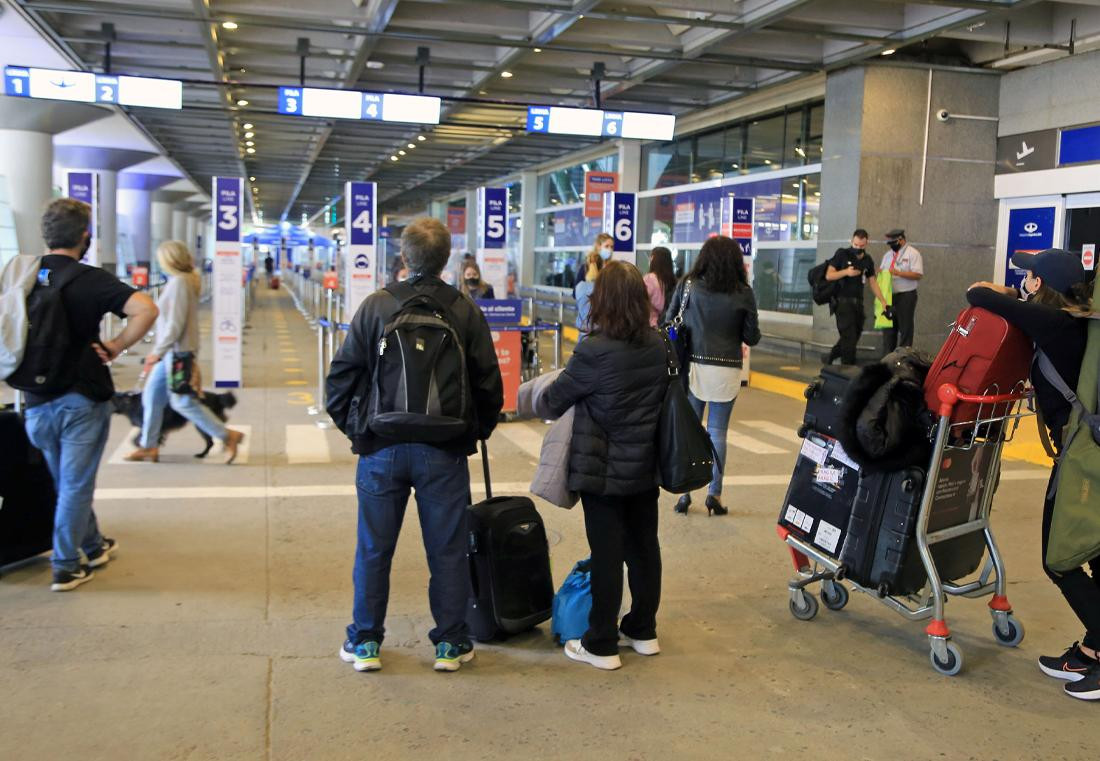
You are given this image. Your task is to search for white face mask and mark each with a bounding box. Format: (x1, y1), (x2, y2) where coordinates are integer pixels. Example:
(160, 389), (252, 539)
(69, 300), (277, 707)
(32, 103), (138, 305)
(599, 247), (612, 261)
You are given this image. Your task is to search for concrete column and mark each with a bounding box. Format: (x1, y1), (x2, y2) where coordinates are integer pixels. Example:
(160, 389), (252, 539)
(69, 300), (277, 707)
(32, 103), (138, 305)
(54, 146), (157, 274)
(519, 170), (537, 288)
(118, 174), (178, 270)
(465, 188), (479, 254)
(150, 190), (191, 269)
(0, 100), (108, 261)
(617, 139), (642, 193)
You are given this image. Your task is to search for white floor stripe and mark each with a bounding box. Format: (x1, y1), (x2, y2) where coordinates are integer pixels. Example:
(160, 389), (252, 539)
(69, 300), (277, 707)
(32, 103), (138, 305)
(492, 422), (546, 460)
(726, 430), (789, 455)
(285, 424), (331, 464)
(91, 470), (1051, 501)
(740, 420), (805, 445)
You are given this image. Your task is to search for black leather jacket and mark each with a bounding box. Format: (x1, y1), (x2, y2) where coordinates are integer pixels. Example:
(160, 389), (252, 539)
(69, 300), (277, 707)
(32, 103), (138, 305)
(325, 275), (504, 456)
(664, 279), (761, 367)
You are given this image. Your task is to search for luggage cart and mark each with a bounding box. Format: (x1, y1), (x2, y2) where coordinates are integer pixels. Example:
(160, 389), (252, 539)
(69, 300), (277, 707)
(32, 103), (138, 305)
(777, 381), (1033, 676)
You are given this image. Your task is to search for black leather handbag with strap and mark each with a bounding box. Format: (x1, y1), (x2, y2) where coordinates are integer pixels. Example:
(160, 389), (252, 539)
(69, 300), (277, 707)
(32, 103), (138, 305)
(656, 331), (720, 494)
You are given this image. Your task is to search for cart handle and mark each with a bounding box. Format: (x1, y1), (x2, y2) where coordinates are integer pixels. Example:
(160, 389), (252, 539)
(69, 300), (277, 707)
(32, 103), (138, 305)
(936, 383), (1028, 418)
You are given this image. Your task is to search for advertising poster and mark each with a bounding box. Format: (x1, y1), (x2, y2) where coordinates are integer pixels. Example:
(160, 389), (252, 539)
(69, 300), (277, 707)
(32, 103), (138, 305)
(345, 181), (378, 322)
(66, 171), (97, 266)
(477, 186), (509, 298)
(491, 329), (522, 413)
(602, 192), (636, 261)
(1004, 207), (1055, 290)
(213, 176), (243, 388)
(583, 172), (618, 218)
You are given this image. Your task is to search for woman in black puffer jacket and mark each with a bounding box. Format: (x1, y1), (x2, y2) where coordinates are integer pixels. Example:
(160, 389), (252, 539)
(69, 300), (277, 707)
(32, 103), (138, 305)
(545, 260), (669, 671)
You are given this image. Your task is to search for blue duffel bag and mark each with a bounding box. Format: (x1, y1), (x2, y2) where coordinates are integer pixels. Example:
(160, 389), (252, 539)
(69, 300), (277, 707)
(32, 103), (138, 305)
(551, 558), (592, 644)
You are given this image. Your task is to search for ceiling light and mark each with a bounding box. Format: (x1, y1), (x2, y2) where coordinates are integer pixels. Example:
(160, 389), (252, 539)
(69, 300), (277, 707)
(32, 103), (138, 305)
(365, 60), (385, 70)
(398, 150), (406, 155)
(222, 21), (238, 30)
(243, 123), (254, 130)
(764, 159), (772, 165)
(249, 176), (256, 181)
(578, 14), (584, 19)
(500, 71), (513, 78)
(252, 187), (258, 193)
(407, 143), (415, 149)
(245, 131), (255, 138)
(236, 99), (249, 106)
(534, 48), (542, 53)
(417, 135), (426, 141)
(246, 147), (256, 154)
(245, 141), (254, 147)
(881, 49), (896, 56)
(239, 68), (246, 73)
(813, 192), (821, 197)
(390, 155), (399, 161)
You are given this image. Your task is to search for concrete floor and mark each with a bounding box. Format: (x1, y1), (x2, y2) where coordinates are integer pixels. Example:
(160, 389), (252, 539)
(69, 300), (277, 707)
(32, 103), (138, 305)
(1, 285), (1095, 761)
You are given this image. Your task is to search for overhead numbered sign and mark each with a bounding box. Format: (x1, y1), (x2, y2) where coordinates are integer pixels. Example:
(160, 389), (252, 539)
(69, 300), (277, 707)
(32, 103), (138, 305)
(213, 177), (243, 388)
(3, 65), (182, 109)
(526, 105), (675, 141)
(279, 86), (440, 125)
(345, 181), (378, 321)
(602, 192), (636, 260)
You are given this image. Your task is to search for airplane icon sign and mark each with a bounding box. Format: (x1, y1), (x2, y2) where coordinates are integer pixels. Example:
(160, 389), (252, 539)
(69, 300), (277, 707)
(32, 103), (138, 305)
(1016, 141), (1035, 161)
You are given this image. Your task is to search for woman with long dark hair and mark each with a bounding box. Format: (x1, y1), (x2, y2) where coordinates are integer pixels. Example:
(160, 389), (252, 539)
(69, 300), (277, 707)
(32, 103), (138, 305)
(545, 261), (668, 671)
(664, 236), (760, 516)
(967, 249), (1100, 701)
(644, 246), (677, 327)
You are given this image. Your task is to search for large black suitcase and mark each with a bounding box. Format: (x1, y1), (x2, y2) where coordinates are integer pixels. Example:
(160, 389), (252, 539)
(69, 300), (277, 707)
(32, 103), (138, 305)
(801, 365), (861, 438)
(839, 458), (988, 597)
(777, 431), (860, 558)
(466, 441), (554, 641)
(0, 409), (56, 572)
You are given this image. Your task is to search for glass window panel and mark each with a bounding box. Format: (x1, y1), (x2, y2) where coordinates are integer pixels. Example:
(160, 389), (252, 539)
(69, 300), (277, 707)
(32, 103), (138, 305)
(744, 114), (784, 173)
(693, 130), (726, 183)
(537, 154), (618, 207)
(752, 247), (817, 315)
(807, 104), (824, 164)
(725, 124), (746, 176)
(783, 108), (807, 167)
(643, 139), (693, 190)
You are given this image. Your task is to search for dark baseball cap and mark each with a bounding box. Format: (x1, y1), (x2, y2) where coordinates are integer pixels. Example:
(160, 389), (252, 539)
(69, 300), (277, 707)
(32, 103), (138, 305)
(1010, 248), (1085, 295)
(885, 228), (905, 240)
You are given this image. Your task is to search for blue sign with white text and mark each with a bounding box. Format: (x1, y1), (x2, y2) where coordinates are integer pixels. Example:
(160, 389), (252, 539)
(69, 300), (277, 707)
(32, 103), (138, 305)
(481, 187), (507, 249)
(527, 107), (551, 133)
(348, 182), (376, 246)
(604, 192), (636, 253)
(477, 299), (523, 324)
(1005, 206), (1055, 289)
(214, 177), (241, 243)
(67, 172), (94, 235)
(732, 196), (753, 258)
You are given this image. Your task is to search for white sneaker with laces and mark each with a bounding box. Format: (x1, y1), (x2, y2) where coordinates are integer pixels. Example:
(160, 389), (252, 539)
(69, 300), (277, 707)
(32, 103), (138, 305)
(564, 639), (622, 670)
(618, 633), (660, 656)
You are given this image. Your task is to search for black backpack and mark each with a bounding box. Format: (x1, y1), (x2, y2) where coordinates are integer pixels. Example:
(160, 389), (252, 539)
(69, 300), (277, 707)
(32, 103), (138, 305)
(7, 263), (89, 394)
(807, 260), (837, 306)
(367, 280), (470, 443)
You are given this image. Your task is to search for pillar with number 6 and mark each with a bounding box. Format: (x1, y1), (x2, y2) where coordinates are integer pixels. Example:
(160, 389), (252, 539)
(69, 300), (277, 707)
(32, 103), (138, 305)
(344, 181), (379, 322)
(602, 191), (636, 263)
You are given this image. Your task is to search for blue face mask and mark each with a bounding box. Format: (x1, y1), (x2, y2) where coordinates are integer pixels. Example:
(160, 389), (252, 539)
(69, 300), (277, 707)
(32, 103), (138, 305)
(599, 247), (612, 261)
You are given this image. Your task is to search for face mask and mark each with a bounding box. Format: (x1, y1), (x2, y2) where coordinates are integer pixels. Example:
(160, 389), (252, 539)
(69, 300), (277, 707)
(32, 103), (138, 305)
(888, 240), (903, 252)
(465, 277), (480, 288)
(599, 248), (612, 261)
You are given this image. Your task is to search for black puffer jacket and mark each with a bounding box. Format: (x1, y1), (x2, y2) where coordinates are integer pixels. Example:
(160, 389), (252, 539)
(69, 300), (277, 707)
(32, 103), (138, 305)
(545, 330), (668, 496)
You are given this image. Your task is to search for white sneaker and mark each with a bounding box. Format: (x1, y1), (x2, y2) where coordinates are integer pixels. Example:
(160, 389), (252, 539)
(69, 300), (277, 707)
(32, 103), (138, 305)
(618, 633), (660, 656)
(564, 639), (622, 670)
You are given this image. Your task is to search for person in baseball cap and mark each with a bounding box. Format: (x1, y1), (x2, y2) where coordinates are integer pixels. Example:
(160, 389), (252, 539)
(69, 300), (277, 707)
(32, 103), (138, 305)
(1011, 248), (1086, 298)
(880, 228), (922, 350)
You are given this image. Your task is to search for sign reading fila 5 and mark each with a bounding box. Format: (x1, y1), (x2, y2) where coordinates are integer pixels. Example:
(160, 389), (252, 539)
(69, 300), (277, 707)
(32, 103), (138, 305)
(480, 187), (508, 249)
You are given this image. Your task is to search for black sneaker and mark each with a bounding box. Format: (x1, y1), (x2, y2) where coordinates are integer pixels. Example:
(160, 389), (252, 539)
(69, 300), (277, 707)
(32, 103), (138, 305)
(86, 538), (118, 569)
(1064, 663), (1100, 701)
(1038, 641), (1098, 682)
(51, 565), (95, 592)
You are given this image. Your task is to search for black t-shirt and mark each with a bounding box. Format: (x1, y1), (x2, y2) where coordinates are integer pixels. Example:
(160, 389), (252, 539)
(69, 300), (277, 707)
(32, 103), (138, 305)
(25, 255), (136, 407)
(828, 247), (875, 299)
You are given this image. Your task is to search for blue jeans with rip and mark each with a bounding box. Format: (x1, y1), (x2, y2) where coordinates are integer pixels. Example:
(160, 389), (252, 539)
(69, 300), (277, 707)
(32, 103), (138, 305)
(139, 351), (228, 449)
(347, 443), (472, 647)
(687, 392), (735, 497)
(23, 392), (110, 572)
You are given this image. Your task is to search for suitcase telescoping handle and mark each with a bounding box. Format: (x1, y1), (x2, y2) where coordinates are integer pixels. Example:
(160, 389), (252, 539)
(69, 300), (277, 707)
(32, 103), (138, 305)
(480, 439), (492, 500)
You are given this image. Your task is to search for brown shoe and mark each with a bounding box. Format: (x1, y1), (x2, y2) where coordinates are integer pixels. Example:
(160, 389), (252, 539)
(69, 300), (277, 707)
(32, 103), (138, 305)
(224, 430), (245, 464)
(124, 447), (159, 463)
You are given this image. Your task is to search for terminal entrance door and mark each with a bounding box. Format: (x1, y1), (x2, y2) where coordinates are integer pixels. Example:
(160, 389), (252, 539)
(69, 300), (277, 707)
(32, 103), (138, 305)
(1065, 193), (1100, 272)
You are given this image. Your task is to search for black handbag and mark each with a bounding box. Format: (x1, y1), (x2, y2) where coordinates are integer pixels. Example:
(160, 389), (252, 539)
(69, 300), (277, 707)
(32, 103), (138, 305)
(169, 351), (196, 395)
(662, 279), (692, 381)
(656, 332), (720, 494)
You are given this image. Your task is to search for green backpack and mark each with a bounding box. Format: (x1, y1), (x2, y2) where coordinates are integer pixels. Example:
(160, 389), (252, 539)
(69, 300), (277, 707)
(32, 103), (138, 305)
(1036, 298), (1100, 572)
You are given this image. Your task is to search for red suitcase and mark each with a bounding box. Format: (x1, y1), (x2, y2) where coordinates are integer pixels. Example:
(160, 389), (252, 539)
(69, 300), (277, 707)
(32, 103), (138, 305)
(923, 306), (1032, 424)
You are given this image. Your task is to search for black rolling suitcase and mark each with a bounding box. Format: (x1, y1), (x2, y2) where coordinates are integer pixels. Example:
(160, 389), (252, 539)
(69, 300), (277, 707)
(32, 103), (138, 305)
(466, 441), (554, 641)
(801, 365), (861, 438)
(0, 410), (56, 572)
(777, 431), (860, 557)
(839, 460), (988, 597)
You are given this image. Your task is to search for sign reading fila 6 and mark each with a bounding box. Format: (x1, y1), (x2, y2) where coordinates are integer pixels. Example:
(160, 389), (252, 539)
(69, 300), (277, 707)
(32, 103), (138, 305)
(602, 192), (636, 258)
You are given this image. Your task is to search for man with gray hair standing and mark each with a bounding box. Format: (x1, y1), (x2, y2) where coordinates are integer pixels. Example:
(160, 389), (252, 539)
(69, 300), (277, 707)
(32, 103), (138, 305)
(326, 216), (503, 674)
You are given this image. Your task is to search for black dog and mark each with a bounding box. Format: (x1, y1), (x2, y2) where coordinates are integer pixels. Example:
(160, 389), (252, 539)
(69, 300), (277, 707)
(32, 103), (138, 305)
(110, 391), (237, 458)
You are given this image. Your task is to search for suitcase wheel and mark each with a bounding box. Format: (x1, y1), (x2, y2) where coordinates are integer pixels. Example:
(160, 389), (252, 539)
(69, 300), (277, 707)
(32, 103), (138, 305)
(901, 478), (916, 493)
(788, 590), (819, 621)
(796, 423), (809, 439)
(803, 380), (821, 400)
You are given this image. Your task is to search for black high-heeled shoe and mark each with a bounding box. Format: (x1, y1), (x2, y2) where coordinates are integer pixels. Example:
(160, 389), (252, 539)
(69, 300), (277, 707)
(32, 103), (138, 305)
(705, 496), (728, 516)
(674, 495), (691, 515)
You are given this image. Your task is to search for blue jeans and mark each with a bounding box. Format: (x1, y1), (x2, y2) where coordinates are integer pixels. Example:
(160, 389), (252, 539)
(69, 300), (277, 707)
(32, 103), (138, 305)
(23, 392), (110, 572)
(687, 392), (735, 497)
(139, 351), (228, 448)
(347, 443), (472, 646)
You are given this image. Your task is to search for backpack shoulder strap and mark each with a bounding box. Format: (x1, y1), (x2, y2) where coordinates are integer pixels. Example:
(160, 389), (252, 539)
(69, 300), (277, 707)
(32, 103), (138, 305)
(384, 280), (418, 304)
(1036, 350), (1084, 414)
(52, 261), (92, 290)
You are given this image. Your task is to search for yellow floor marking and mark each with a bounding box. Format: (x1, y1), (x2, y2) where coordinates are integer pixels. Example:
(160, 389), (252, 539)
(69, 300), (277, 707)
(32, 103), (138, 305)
(748, 371), (807, 401)
(284, 367), (303, 373)
(285, 380), (308, 386)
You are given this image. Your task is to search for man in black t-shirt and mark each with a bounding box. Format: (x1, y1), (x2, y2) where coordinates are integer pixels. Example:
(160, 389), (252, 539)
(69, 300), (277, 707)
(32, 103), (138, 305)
(822, 229), (890, 365)
(17, 199), (158, 592)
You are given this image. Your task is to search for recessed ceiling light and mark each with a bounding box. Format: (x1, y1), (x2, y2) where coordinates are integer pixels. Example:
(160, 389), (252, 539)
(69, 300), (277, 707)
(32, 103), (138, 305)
(243, 123), (254, 130)
(390, 155), (399, 161)
(533, 48), (542, 53)
(398, 150), (406, 155)
(239, 68), (246, 73)
(249, 176), (256, 181)
(245, 131), (254, 138)
(500, 71), (513, 78)
(236, 99), (249, 106)
(764, 159), (772, 164)
(881, 48), (896, 56)
(246, 147), (256, 154)
(407, 143), (415, 149)
(365, 60), (385, 70)
(222, 21), (238, 30)
(417, 135), (426, 141)
(578, 14), (584, 19)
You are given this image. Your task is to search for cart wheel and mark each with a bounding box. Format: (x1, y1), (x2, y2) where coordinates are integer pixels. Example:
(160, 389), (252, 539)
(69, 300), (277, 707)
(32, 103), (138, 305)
(796, 423), (809, 439)
(820, 582), (849, 611)
(992, 615), (1025, 647)
(789, 591), (819, 621)
(929, 642), (964, 676)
